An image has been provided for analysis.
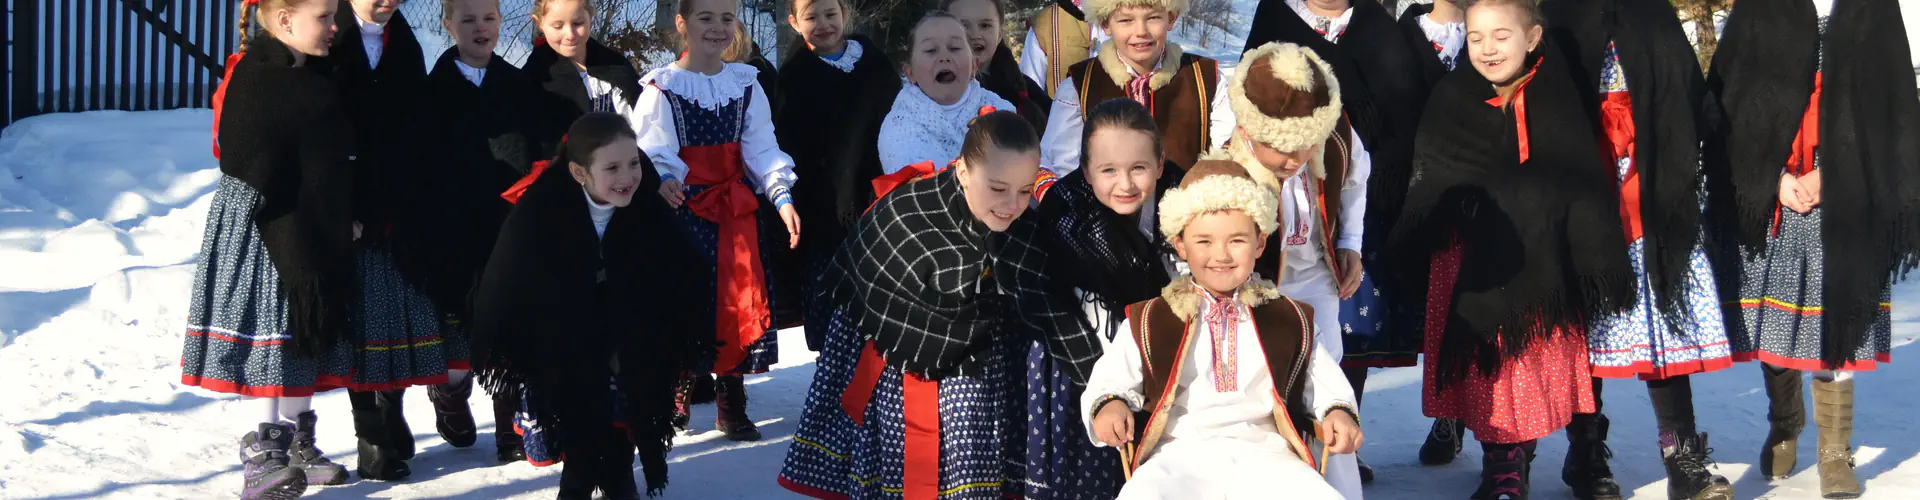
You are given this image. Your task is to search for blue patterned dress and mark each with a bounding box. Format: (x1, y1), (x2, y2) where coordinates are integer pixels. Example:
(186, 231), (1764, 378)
(1585, 42), (1733, 380)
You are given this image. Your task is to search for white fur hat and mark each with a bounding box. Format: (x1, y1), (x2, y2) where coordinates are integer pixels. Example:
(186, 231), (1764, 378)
(1085, 0), (1189, 24)
(1157, 159), (1280, 240)
(1230, 42), (1343, 153)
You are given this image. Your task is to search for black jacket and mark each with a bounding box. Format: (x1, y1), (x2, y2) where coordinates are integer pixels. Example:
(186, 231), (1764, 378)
(330, 5), (430, 245)
(416, 48), (540, 320)
(524, 40), (644, 159)
(217, 35), (359, 357)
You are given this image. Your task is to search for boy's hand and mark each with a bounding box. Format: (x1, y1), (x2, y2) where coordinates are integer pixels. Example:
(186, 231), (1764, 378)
(1336, 249), (1363, 299)
(1092, 399), (1135, 448)
(1321, 409), (1363, 455)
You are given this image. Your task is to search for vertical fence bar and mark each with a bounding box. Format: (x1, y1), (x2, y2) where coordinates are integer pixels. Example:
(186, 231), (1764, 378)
(121, 0), (132, 108)
(89, 0), (101, 110)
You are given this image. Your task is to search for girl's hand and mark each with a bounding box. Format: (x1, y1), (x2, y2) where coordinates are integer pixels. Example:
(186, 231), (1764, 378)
(779, 203), (802, 249)
(1779, 173), (1813, 214)
(1092, 400), (1135, 448)
(1336, 249), (1364, 299)
(660, 178), (686, 208)
(353, 222), (364, 241)
(1321, 409), (1364, 455)
(1797, 169), (1822, 208)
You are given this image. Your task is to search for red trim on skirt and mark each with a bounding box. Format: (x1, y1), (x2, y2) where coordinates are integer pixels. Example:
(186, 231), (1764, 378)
(1733, 350), (1890, 372)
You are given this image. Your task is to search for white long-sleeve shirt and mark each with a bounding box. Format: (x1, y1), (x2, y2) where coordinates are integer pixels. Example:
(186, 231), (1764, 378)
(1276, 129), (1369, 267)
(1040, 44), (1238, 178)
(635, 63), (796, 206)
(1018, 24), (1110, 94)
(1080, 287), (1356, 451)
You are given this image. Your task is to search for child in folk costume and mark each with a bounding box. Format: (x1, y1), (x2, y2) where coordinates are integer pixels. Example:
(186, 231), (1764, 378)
(1709, 0), (1920, 496)
(638, 0), (802, 441)
(1024, 98), (1185, 499)
(1040, 0), (1233, 175)
(946, 0), (1053, 131)
(471, 113), (699, 499)
(524, 0), (649, 158)
(779, 0), (902, 350)
(417, 0), (538, 465)
(1390, 0), (1639, 497)
(332, 0), (460, 480)
(184, 1), (356, 496)
(1541, 0), (1738, 498)
(878, 13), (1016, 174)
(1082, 159), (1362, 500)
(1217, 42), (1368, 493)
(1020, 0), (1110, 98)
(779, 112), (1099, 499)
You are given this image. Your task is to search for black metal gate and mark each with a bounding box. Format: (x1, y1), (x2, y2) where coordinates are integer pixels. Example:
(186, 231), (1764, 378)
(6, 0), (236, 126)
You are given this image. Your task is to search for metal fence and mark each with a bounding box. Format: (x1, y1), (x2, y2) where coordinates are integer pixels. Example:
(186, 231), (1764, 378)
(7, 0), (236, 126)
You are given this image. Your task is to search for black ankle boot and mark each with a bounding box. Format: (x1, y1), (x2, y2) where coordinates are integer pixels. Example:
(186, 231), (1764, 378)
(351, 408), (412, 481)
(690, 373), (716, 405)
(1662, 431), (1734, 500)
(429, 377), (478, 448)
(597, 432), (642, 500)
(288, 411), (349, 486)
(493, 389), (526, 463)
(556, 458), (597, 500)
(1421, 418), (1467, 465)
(672, 373), (694, 432)
(1473, 441), (1533, 499)
(1563, 413), (1622, 500)
(715, 375), (760, 441)
(374, 390), (416, 460)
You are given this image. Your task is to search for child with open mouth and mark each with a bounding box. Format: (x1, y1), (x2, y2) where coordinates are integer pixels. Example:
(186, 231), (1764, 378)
(877, 12), (1016, 174)
(943, 0), (1053, 133)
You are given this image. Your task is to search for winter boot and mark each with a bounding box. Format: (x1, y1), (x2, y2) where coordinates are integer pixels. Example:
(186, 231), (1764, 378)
(597, 432), (642, 500)
(375, 389), (416, 459)
(1813, 378), (1861, 498)
(352, 408), (413, 481)
(1472, 442), (1533, 500)
(690, 373), (716, 405)
(493, 390), (527, 463)
(240, 422), (309, 500)
(1661, 431), (1733, 500)
(1760, 365), (1805, 479)
(672, 373), (694, 432)
(289, 411), (350, 486)
(1357, 455), (1374, 484)
(429, 376), (478, 448)
(715, 375), (761, 441)
(1562, 413), (1622, 500)
(556, 459), (597, 500)
(1421, 418), (1467, 465)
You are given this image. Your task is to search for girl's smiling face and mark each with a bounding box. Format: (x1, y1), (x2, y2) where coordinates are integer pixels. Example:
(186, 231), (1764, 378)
(445, 0), (502, 62)
(788, 0), (847, 55)
(1103, 5), (1175, 72)
(570, 136), (646, 207)
(946, 0), (1003, 72)
(1465, 1), (1542, 86)
(536, 0), (591, 63)
(957, 147), (1041, 232)
(907, 17), (975, 105)
(1084, 128), (1163, 215)
(678, 0), (739, 62)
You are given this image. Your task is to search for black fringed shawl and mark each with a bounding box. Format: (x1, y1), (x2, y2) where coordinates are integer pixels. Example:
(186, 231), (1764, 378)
(1391, 49), (1636, 382)
(1543, 0), (1710, 324)
(1708, 0), (1920, 367)
(1031, 165), (1186, 342)
(814, 169), (1101, 381)
(414, 49), (539, 319)
(216, 36), (358, 358)
(1243, 0), (1427, 255)
(525, 40), (646, 158)
(979, 43), (1053, 133)
(468, 165), (702, 493)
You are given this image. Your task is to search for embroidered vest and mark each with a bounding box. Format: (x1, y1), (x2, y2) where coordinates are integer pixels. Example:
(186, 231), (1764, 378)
(1071, 55), (1219, 170)
(1256, 116), (1356, 282)
(1121, 296), (1319, 469)
(1032, 4), (1093, 95)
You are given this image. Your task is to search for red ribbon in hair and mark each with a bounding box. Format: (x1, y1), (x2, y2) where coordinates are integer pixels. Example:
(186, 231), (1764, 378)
(242, 0), (260, 5)
(1484, 64), (1540, 164)
(502, 134), (568, 204)
(211, 51), (246, 159)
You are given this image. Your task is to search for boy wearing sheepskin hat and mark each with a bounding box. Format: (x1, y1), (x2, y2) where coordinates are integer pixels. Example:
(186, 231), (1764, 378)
(1081, 160), (1362, 500)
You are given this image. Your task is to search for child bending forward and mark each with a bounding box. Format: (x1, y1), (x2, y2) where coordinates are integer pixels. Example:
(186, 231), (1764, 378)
(1082, 160), (1362, 500)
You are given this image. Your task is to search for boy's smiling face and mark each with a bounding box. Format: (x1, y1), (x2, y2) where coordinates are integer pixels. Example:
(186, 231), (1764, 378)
(1172, 209), (1267, 295)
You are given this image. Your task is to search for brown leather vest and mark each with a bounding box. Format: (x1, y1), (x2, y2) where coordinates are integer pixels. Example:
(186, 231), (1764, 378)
(1256, 115), (1357, 281)
(1121, 295), (1318, 468)
(1031, 4), (1093, 95)
(1071, 54), (1219, 170)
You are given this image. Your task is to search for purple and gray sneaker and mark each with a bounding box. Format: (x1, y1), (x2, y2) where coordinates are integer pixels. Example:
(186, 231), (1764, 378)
(241, 422), (309, 500)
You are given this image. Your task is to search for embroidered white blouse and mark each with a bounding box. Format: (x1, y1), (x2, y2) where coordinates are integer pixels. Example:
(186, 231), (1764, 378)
(877, 81), (1016, 174)
(820, 39), (866, 73)
(635, 62), (797, 207)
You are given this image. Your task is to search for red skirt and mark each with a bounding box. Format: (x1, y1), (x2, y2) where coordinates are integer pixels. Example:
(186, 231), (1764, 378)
(1421, 238), (1596, 444)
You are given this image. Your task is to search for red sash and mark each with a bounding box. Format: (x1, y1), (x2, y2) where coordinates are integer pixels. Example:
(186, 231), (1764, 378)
(1599, 91), (1644, 241)
(683, 143), (772, 373)
(840, 341), (941, 499)
(1775, 72), (1823, 233)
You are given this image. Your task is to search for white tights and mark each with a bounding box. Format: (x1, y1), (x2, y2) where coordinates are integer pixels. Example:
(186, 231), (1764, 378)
(251, 396), (314, 425)
(1811, 370), (1854, 382)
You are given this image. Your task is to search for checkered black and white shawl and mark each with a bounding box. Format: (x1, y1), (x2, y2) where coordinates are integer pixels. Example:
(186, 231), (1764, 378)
(815, 169), (1098, 381)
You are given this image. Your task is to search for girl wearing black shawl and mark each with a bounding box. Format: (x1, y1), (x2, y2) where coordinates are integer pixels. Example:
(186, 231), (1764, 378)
(779, 112), (1098, 499)
(1023, 98), (1183, 500)
(182, 1), (358, 497)
(1708, 0), (1920, 496)
(1390, 0), (1636, 496)
(779, 0), (903, 351)
(332, 0), (460, 481)
(948, 0), (1055, 133)
(415, 0), (541, 465)
(470, 113), (700, 499)
(1539, 0), (1738, 497)
(524, 0), (651, 167)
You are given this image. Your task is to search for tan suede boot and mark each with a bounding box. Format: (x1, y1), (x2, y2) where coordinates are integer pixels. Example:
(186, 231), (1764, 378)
(1813, 378), (1861, 499)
